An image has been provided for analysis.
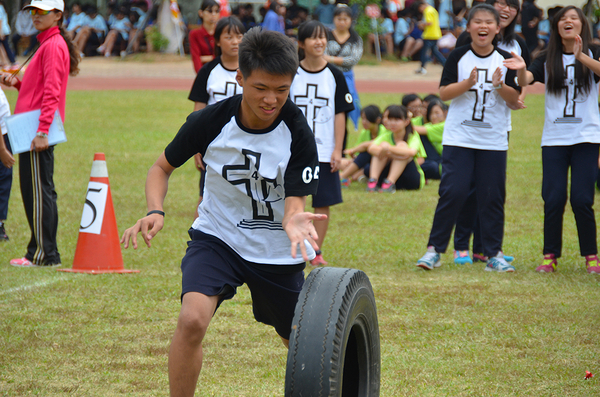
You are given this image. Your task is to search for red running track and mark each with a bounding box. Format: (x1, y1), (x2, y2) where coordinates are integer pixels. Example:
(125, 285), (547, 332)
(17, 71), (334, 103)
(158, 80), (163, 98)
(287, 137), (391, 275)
(67, 76), (545, 94)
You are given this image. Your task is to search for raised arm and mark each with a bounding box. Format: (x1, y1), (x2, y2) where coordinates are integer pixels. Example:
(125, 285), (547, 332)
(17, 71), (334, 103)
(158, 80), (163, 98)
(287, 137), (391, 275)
(574, 35), (600, 77)
(503, 51), (534, 87)
(439, 67), (477, 101)
(492, 67), (520, 108)
(121, 151), (176, 249)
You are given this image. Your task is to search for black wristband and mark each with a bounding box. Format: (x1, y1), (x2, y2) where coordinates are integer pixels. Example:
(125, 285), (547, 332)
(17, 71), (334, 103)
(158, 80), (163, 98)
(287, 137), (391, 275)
(147, 210), (165, 217)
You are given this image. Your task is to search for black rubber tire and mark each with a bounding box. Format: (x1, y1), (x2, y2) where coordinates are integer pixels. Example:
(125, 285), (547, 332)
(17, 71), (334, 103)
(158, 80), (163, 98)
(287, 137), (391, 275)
(285, 267), (380, 397)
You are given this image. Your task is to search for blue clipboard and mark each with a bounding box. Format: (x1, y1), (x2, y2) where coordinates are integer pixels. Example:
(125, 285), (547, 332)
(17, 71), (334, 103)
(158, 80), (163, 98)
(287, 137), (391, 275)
(5, 109), (67, 154)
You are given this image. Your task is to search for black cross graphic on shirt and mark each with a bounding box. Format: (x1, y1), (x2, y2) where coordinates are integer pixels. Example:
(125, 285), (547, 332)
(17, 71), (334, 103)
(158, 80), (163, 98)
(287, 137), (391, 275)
(469, 68), (494, 122)
(214, 81), (238, 103)
(294, 83), (329, 132)
(222, 149), (284, 228)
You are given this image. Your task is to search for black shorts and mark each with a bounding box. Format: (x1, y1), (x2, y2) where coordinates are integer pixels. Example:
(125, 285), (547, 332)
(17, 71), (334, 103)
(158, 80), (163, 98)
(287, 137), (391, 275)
(180, 229), (306, 339)
(312, 162), (343, 208)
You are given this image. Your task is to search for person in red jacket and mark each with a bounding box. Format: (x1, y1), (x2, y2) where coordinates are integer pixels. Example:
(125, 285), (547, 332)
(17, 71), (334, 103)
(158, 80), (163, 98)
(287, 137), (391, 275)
(0, 0), (80, 267)
(189, 0), (220, 73)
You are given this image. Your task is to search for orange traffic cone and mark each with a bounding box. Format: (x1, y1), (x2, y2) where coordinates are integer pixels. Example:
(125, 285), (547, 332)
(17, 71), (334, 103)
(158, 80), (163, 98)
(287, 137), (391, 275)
(59, 153), (139, 274)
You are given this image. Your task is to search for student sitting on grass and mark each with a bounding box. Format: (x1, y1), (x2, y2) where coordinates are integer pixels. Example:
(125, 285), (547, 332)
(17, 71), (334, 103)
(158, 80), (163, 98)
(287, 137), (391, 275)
(121, 27), (323, 396)
(339, 105), (386, 187)
(366, 105), (426, 193)
(402, 93), (425, 125)
(412, 99), (448, 180)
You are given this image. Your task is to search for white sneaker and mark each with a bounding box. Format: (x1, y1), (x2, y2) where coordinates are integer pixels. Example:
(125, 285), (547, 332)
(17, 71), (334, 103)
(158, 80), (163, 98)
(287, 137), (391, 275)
(415, 67), (427, 75)
(417, 246), (441, 270)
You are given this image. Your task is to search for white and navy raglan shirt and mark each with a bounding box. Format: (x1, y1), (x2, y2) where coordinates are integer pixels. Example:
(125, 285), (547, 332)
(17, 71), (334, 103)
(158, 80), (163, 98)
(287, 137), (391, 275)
(290, 63), (354, 162)
(529, 47), (600, 147)
(188, 56), (243, 106)
(454, 34), (531, 132)
(440, 45), (521, 151)
(165, 95), (319, 265)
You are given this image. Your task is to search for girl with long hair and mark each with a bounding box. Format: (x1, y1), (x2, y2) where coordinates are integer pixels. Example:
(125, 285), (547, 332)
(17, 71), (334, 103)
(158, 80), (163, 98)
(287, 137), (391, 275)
(504, 6), (600, 274)
(1, 0), (80, 267)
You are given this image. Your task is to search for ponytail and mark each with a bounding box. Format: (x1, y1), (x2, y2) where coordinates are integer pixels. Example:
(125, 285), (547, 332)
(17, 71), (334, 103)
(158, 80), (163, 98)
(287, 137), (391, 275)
(58, 21), (81, 76)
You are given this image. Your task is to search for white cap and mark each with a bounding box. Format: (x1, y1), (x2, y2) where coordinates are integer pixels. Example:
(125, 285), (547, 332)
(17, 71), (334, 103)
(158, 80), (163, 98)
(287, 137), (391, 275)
(24, 0), (65, 12)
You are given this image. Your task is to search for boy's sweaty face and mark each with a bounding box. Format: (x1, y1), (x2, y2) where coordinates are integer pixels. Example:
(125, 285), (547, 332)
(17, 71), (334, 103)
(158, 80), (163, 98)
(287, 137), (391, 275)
(237, 69), (293, 130)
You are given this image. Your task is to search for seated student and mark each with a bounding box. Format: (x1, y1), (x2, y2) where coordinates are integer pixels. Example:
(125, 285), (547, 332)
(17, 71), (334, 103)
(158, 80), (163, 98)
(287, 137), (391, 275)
(402, 93), (425, 124)
(127, 1), (148, 53)
(339, 105), (387, 187)
(73, 5), (108, 57)
(239, 3), (256, 30)
(65, 2), (87, 40)
(412, 99), (448, 180)
(396, 9), (423, 61)
(121, 27), (322, 395)
(12, 0), (38, 57)
(366, 105), (426, 193)
(367, 10), (395, 56)
(97, 6), (131, 57)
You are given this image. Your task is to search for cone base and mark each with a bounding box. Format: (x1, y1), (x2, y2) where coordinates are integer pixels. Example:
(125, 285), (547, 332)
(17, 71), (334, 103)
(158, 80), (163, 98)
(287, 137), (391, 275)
(57, 268), (140, 274)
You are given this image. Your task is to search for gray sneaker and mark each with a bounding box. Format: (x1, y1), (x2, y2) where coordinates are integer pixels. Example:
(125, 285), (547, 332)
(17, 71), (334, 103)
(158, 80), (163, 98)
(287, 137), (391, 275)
(417, 246), (441, 270)
(485, 252), (515, 272)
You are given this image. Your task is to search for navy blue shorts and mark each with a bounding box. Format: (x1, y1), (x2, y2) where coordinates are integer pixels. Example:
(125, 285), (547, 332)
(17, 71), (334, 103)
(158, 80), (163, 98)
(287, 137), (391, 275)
(353, 151), (372, 169)
(180, 229), (306, 339)
(312, 162), (343, 208)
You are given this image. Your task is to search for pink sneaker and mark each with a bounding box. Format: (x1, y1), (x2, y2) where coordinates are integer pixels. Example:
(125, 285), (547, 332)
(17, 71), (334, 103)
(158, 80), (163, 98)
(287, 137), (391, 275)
(536, 253), (557, 273)
(310, 254), (328, 267)
(366, 178), (377, 192)
(10, 257), (35, 267)
(585, 255), (600, 274)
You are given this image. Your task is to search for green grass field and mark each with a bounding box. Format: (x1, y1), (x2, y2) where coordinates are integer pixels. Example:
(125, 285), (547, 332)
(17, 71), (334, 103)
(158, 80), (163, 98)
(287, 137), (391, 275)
(1, 91), (599, 396)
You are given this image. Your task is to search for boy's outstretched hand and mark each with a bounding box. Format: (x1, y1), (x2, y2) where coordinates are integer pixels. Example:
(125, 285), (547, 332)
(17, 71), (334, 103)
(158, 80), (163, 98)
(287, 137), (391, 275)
(284, 212), (327, 261)
(121, 213), (165, 249)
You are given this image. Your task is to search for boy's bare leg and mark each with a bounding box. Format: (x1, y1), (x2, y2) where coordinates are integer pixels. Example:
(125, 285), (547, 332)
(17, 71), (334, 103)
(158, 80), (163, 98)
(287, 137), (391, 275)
(169, 292), (219, 397)
(313, 206), (330, 250)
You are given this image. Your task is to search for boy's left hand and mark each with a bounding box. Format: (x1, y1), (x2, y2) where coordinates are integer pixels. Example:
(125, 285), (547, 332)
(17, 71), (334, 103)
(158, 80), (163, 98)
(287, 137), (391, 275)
(284, 212), (327, 261)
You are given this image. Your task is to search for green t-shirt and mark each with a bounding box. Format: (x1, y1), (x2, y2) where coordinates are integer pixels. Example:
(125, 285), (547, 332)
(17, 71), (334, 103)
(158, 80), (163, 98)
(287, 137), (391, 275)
(411, 116), (424, 127)
(425, 121), (444, 155)
(355, 124), (389, 147)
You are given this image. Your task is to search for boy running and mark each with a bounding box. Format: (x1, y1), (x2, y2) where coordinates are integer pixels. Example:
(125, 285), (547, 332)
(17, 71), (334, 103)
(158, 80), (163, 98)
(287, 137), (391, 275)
(121, 28), (324, 397)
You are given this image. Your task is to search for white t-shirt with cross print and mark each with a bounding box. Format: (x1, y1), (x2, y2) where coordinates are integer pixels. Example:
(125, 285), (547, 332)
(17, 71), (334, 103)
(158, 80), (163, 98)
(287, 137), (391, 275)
(529, 47), (600, 147)
(440, 45), (520, 151)
(290, 63), (354, 162)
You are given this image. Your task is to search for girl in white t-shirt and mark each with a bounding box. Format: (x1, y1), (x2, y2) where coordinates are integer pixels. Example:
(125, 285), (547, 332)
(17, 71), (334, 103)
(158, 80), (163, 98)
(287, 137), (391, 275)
(504, 6), (600, 274)
(290, 20), (354, 266)
(416, 4), (520, 272)
(188, 17), (246, 215)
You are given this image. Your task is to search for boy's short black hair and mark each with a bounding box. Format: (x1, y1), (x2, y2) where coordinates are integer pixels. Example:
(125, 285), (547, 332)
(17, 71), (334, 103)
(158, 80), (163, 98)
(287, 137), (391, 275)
(238, 27), (298, 79)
